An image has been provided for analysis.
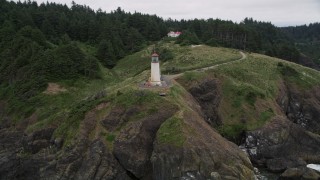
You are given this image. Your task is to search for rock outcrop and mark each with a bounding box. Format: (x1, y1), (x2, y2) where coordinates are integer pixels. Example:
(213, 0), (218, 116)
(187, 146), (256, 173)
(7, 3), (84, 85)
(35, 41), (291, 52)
(277, 82), (320, 134)
(188, 79), (222, 127)
(113, 104), (178, 179)
(152, 108), (255, 179)
(2, 70), (320, 179)
(243, 116), (320, 172)
(280, 166), (320, 180)
(239, 79), (320, 175)
(0, 128), (54, 180)
(0, 84), (258, 180)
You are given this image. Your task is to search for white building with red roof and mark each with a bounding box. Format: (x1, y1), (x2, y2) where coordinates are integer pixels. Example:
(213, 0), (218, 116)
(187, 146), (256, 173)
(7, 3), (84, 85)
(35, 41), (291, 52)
(167, 31), (182, 38)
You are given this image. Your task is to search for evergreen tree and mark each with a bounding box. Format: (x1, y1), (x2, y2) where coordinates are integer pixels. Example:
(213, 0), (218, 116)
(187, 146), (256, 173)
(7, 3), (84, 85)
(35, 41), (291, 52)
(176, 30), (200, 45)
(97, 39), (116, 68)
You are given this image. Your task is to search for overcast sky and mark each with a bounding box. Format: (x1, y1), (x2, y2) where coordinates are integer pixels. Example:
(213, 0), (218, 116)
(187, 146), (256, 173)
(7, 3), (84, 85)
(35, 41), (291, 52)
(16, 0), (320, 27)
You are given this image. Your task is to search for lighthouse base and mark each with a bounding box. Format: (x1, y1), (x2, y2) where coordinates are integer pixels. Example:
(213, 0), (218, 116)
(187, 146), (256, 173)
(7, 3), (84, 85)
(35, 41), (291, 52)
(150, 81), (162, 86)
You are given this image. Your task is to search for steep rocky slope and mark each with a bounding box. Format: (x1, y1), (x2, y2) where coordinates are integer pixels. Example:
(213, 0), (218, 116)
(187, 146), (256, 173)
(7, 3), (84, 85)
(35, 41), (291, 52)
(0, 88), (255, 179)
(178, 53), (320, 178)
(1, 44), (320, 179)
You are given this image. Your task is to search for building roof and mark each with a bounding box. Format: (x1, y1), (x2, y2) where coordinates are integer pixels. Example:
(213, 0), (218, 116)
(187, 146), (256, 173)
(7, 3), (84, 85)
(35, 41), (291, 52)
(168, 31), (182, 34)
(152, 53), (159, 57)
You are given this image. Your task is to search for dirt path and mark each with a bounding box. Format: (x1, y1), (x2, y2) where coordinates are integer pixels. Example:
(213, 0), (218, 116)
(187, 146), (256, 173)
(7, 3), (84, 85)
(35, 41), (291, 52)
(43, 83), (67, 94)
(163, 51), (247, 84)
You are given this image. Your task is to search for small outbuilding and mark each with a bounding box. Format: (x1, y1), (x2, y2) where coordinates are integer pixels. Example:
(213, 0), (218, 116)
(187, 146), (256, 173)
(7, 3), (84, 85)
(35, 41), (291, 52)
(167, 31), (182, 38)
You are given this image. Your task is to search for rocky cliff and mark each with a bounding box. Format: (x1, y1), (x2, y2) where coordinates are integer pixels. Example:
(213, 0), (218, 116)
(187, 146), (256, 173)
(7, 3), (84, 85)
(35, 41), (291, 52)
(177, 59), (320, 179)
(0, 87), (255, 180)
(243, 82), (320, 179)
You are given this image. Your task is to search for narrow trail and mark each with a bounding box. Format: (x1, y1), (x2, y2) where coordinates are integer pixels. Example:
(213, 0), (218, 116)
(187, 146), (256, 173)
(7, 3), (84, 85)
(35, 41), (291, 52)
(162, 51), (247, 84)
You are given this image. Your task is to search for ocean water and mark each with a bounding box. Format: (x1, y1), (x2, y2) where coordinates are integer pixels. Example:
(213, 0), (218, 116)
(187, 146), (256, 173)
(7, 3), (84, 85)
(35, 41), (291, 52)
(255, 167), (280, 180)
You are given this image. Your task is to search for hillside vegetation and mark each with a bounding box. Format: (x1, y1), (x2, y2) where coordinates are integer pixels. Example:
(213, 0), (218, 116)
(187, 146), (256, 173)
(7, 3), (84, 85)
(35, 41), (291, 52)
(282, 23), (320, 67)
(178, 52), (320, 142)
(1, 0), (318, 123)
(1, 34), (320, 179)
(1, 1), (320, 179)
(4, 39), (319, 149)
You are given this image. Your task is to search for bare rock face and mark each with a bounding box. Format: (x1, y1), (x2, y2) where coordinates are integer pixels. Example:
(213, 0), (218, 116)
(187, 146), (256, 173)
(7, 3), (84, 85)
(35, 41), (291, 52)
(280, 167), (320, 180)
(22, 128), (55, 154)
(152, 110), (255, 180)
(113, 103), (178, 179)
(0, 78), (272, 180)
(266, 158), (307, 173)
(240, 82), (320, 174)
(0, 128), (55, 180)
(277, 82), (320, 134)
(47, 139), (130, 180)
(100, 106), (127, 131)
(165, 78), (256, 179)
(0, 104), (132, 180)
(243, 116), (320, 172)
(188, 79), (222, 127)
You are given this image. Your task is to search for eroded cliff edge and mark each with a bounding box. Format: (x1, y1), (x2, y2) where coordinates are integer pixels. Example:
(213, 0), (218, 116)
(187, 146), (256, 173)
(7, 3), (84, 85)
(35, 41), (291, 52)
(178, 67), (320, 179)
(0, 87), (255, 180)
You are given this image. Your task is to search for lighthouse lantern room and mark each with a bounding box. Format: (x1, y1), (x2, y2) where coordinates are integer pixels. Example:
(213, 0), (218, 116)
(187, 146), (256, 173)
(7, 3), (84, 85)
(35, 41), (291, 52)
(150, 52), (161, 86)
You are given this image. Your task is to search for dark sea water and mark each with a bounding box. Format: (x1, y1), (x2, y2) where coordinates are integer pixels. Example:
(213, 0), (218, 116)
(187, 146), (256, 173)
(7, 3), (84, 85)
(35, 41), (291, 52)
(257, 168), (280, 180)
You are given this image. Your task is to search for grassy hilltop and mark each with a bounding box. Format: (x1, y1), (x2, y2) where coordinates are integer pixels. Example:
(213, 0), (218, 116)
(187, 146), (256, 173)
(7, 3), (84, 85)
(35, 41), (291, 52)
(178, 52), (320, 141)
(2, 41), (320, 147)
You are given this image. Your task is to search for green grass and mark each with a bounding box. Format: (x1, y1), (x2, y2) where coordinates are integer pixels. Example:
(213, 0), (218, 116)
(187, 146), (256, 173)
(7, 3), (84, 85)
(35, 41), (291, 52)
(113, 89), (160, 108)
(170, 85), (184, 100)
(113, 46), (153, 79)
(0, 84), (43, 122)
(277, 62), (320, 89)
(106, 133), (116, 142)
(178, 52), (320, 141)
(113, 42), (241, 77)
(218, 124), (246, 142)
(161, 42), (241, 73)
(210, 55), (278, 137)
(182, 71), (206, 82)
(217, 105), (275, 142)
(157, 116), (185, 147)
(213, 54), (280, 98)
(216, 54), (320, 138)
(259, 108), (274, 124)
(52, 97), (104, 145)
(76, 41), (97, 57)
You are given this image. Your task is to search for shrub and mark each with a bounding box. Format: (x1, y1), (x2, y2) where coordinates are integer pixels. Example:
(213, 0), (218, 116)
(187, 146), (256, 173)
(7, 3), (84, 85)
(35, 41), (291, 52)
(157, 117), (185, 147)
(218, 124), (246, 144)
(260, 108), (274, 123)
(106, 134), (116, 142)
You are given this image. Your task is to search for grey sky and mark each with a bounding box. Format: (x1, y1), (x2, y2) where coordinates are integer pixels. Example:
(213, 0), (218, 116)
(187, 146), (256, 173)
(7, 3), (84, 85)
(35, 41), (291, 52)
(17, 0), (320, 26)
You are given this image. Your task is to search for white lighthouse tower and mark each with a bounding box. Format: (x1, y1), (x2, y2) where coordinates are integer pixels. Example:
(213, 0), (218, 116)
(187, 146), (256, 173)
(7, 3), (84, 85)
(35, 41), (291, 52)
(150, 52), (161, 86)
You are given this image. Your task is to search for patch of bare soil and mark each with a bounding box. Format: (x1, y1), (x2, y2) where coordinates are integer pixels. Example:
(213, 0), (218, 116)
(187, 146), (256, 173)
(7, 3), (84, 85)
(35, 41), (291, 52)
(43, 83), (67, 95)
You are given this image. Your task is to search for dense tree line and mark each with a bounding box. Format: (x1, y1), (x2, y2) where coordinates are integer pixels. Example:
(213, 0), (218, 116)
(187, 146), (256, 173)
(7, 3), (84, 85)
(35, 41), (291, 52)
(170, 18), (300, 62)
(282, 23), (320, 43)
(0, 0), (168, 66)
(0, 0), (168, 104)
(0, 0), (317, 105)
(282, 23), (320, 64)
